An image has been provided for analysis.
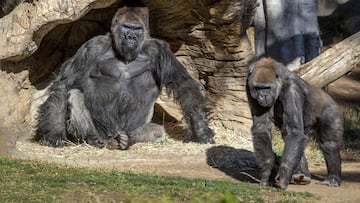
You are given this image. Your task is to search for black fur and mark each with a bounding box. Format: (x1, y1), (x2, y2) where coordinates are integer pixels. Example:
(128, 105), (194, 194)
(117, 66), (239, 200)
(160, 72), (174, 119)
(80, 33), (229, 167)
(35, 7), (214, 149)
(246, 58), (343, 189)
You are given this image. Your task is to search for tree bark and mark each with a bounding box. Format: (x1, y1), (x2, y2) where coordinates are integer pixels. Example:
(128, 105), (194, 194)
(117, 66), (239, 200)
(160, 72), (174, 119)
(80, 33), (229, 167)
(142, 0), (258, 133)
(294, 31), (360, 87)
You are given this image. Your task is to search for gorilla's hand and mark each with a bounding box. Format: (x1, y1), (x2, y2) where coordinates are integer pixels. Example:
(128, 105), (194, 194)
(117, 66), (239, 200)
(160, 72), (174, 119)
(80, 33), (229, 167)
(85, 134), (105, 148)
(275, 166), (293, 189)
(192, 122), (214, 144)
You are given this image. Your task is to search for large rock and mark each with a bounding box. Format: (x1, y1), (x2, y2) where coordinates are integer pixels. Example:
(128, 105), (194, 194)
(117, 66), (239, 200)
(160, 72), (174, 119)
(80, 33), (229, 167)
(0, 0), (118, 60)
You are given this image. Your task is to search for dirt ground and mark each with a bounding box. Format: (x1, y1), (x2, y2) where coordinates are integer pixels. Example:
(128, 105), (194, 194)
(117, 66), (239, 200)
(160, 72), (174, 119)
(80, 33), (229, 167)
(0, 66), (359, 202)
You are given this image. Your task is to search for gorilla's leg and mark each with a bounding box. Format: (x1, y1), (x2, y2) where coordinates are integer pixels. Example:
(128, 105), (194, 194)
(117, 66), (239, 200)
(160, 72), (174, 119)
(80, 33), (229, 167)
(318, 141), (342, 186)
(107, 123), (165, 150)
(276, 133), (306, 189)
(291, 155), (311, 185)
(35, 82), (68, 147)
(67, 89), (104, 147)
(317, 107), (343, 187)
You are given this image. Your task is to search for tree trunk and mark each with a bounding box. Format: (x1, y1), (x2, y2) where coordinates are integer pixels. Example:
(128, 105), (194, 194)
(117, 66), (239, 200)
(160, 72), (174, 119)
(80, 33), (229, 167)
(294, 31), (360, 87)
(145, 0), (258, 133)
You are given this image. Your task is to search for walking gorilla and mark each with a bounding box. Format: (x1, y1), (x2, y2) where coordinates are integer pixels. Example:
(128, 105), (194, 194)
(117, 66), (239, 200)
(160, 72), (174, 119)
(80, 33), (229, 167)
(246, 58), (343, 189)
(34, 6), (214, 149)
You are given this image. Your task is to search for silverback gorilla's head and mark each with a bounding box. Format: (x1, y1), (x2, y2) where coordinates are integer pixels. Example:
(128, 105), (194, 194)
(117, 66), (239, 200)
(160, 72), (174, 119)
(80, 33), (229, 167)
(111, 6), (150, 62)
(247, 58), (283, 107)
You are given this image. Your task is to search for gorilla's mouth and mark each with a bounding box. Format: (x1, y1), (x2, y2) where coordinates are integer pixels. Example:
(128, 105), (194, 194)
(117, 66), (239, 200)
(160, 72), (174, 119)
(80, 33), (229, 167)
(123, 40), (137, 48)
(258, 98), (273, 107)
(258, 101), (270, 107)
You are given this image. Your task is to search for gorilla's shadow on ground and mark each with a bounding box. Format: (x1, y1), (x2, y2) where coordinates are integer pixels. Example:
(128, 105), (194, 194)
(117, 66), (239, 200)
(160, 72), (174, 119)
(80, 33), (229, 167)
(206, 145), (360, 185)
(206, 145), (261, 183)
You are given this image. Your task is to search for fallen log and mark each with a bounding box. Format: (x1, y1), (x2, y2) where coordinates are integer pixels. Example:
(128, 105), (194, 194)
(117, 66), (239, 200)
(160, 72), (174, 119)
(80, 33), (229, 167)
(293, 31), (360, 87)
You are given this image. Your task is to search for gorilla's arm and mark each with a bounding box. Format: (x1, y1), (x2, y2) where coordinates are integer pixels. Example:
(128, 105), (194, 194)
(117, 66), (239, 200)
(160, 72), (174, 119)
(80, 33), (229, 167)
(246, 84), (276, 185)
(156, 43), (214, 144)
(35, 59), (74, 146)
(251, 112), (275, 186)
(276, 82), (307, 188)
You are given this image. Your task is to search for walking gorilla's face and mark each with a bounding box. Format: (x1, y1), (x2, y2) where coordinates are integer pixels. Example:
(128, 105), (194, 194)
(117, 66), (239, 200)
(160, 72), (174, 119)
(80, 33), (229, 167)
(111, 7), (149, 62)
(247, 60), (282, 107)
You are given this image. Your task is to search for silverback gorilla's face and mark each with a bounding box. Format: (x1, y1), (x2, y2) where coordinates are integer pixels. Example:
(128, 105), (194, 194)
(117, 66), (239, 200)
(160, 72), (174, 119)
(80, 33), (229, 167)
(111, 7), (149, 62)
(120, 22), (144, 48)
(248, 58), (282, 107)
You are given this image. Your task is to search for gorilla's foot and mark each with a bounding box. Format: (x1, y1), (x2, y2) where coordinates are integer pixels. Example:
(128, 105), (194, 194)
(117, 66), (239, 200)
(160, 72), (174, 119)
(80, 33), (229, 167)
(259, 180), (272, 187)
(316, 175), (341, 187)
(275, 179), (288, 189)
(291, 174), (311, 185)
(85, 135), (105, 148)
(105, 138), (121, 150)
(40, 135), (65, 148)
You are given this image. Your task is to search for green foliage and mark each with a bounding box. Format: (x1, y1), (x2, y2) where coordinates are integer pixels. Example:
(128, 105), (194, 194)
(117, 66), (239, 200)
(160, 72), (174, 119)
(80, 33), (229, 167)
(343, 106), (360, 149)
(272, 129), (284, 157)
(0, 157), (317, 202)
(271, 127), (324, 166)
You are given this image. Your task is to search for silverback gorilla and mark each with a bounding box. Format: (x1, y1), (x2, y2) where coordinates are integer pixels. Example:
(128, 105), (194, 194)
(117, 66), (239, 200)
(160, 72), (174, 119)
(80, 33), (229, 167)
(246, 58), (343, 189)
(34, 7), (214, 149)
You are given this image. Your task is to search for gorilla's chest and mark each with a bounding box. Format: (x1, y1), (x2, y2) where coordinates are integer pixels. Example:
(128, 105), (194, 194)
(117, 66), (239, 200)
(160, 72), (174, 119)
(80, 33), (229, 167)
(90, 54), (150, 80)
(86, 54), (160, 103)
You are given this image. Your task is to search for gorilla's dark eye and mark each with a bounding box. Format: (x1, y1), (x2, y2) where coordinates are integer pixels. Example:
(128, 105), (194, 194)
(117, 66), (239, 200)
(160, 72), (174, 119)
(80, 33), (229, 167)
(255, 86), (271, 90)
(122, 23), (143, 31)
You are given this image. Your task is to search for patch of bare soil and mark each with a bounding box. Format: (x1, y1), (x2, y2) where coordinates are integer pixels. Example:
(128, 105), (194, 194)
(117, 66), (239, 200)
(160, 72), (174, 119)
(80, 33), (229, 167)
(0, 67), (359, 203)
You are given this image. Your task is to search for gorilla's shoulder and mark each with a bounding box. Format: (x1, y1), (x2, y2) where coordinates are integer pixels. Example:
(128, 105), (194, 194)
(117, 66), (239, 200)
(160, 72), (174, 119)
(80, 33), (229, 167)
(144, 38), (170, 49)
(282, 68), (300, 82)
(78, 34), (112, 55)
(89, 34), (112, 46)
(142, 38), (172, 56)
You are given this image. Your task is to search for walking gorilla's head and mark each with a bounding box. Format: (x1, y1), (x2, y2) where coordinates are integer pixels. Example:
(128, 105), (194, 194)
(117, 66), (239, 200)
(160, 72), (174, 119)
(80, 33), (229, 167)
(247, 58), (283, 107)
(111, 6), (150, 62)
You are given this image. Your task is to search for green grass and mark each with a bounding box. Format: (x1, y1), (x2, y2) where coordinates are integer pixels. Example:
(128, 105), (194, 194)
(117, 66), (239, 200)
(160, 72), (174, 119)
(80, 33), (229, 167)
(0, 157), (317, 203)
